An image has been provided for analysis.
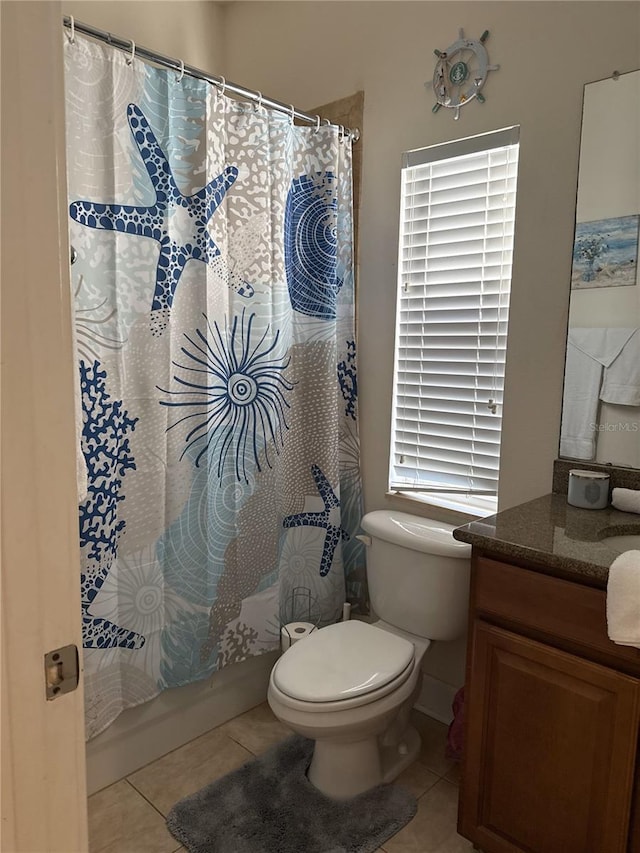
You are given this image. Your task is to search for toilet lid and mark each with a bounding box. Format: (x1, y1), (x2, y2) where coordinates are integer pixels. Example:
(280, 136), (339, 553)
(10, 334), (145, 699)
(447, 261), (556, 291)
(273, 620), (415, 703)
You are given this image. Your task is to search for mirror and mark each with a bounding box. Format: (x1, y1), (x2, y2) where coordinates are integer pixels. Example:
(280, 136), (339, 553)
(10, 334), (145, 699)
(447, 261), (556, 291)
(559, 70), (640, 468)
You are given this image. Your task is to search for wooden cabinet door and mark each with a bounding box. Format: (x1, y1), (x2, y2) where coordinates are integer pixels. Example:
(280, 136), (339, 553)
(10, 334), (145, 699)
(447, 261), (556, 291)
(459, 621), (640, 853)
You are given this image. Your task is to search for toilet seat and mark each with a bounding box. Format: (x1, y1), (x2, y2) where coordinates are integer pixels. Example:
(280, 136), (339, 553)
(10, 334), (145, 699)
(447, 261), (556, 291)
(270, 658), (417, 714)
(272, 620), (416, 707)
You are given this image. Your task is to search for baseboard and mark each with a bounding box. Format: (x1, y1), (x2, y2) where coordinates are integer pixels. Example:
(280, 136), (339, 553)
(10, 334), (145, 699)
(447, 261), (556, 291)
(86, 651), (278, 795)
(414, 673), (457, 725)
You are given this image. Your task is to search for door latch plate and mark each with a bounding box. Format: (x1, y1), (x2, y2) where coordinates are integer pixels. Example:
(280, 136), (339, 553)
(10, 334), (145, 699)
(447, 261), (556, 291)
(44, 644), (79, 700)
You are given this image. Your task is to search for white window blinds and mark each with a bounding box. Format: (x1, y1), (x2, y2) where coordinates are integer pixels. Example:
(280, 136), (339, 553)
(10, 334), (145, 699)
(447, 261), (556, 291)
(389, 127), (520, 499)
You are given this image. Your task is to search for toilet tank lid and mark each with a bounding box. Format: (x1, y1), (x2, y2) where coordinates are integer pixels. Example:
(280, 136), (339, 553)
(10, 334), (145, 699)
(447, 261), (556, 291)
(360, 510), (471, 558)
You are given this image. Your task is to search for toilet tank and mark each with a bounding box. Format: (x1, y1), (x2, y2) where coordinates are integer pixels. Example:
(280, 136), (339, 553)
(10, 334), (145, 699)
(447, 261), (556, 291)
(360, 510), (471, 642)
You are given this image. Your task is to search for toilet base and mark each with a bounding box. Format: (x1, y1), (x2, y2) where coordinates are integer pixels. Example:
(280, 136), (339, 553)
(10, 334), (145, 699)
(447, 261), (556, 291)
(308, 735), (382, 799)
(381, 724), (421, 783)
(306, 725), (422, 800)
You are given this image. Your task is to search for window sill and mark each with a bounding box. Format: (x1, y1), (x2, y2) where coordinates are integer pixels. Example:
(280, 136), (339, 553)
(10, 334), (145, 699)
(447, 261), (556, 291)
(386, 490), (496, 523)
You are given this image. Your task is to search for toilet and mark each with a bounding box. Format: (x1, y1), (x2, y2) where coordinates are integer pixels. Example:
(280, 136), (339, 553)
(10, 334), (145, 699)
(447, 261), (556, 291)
(267, 509), (471, 799)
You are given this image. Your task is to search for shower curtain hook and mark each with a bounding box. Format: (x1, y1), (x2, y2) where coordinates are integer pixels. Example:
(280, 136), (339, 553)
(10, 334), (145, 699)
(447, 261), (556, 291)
(289, 104), (296, 126)
(176, 59), (185, 83)
(315, 115), (321, 132)
(218, 76), (226, 97)
(255, 91), (263, 111)
(126, 39), (136, 66)
(67, 15), (75, 44)
(339, 125), (346, 143)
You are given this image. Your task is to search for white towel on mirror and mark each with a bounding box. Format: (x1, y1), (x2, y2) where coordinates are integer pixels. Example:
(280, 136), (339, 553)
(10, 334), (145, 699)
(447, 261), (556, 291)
(607, 550), (640, 647)
(569, 327), (637, 368)
(560, 328), (639, 460)
(601, 329), (640, 407)
(559, 342), (602, 459)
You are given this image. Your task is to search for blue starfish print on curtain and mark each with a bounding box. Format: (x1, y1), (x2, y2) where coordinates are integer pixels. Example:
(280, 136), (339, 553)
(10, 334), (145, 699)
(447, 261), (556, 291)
(283, 465), (350, 577)
(69, 104), (254, 337)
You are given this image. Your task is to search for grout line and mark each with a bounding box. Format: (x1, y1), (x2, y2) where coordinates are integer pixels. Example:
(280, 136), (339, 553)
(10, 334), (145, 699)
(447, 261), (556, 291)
(414, 771), (459, 804)
(222, 731), (259, 756)
(125, 777), (169, 820)
(106, 731), (220, 789)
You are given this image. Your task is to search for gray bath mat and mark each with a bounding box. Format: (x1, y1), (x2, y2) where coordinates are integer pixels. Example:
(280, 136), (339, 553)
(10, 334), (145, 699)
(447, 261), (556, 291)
(166, 734), (417, 853)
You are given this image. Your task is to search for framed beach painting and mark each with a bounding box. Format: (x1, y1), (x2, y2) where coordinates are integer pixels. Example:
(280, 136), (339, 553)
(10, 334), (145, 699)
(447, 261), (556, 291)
(571, 214), (639, 289)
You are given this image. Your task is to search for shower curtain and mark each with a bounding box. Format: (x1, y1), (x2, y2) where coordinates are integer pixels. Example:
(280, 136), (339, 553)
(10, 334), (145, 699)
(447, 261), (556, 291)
(64, 34), (366, 738)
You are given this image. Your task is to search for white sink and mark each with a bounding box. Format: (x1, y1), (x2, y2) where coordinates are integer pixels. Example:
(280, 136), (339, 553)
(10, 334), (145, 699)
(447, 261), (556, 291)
(601, 534), (640, 552)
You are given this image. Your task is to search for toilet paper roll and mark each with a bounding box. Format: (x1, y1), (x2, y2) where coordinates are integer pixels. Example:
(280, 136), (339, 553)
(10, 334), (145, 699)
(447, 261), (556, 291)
(280, 622), (317, 650)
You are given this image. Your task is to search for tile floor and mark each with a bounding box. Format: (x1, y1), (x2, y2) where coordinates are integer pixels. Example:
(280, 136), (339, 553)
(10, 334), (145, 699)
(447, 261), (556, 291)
(88, 703), (473, 853)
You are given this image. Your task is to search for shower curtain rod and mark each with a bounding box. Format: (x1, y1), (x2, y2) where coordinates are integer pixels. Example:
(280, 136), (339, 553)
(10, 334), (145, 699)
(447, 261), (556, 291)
(62, 16), (360, 142)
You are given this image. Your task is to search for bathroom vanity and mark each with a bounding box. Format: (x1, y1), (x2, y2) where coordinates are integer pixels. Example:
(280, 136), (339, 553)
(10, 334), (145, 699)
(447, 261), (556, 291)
(453, 492), (640, 853)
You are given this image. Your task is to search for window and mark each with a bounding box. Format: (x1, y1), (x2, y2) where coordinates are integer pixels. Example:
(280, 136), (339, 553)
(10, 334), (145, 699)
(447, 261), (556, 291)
(389, 127), (520, 515)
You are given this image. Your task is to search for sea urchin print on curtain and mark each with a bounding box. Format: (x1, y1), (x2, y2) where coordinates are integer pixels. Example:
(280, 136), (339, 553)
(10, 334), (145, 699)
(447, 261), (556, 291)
(65, 32), (365, 740)
(158, 309), (294, 481)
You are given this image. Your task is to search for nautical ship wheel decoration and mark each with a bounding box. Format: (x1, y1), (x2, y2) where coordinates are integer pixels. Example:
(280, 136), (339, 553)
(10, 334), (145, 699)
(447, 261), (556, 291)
(429, 28), (499, 120)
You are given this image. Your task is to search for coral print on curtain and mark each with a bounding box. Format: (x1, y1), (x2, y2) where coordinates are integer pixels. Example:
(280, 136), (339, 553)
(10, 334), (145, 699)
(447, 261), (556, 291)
(64, 34), (366, 738)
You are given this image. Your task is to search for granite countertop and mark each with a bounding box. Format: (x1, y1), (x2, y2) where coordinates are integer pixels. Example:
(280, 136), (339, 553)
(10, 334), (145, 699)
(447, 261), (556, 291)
(453, 493), (640, 586)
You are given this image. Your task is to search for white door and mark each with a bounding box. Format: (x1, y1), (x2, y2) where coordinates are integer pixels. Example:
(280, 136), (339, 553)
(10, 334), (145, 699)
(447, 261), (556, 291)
(1, 2), (89, 850)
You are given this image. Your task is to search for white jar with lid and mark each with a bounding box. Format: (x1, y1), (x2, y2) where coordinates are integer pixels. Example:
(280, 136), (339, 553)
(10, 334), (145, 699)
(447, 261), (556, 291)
(567, 469), (610, 510)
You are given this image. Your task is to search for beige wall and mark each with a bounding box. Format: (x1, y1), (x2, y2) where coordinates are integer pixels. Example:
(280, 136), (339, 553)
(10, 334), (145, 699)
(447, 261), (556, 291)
(223, 1), (640, 516)
(63, 0), (225, 70)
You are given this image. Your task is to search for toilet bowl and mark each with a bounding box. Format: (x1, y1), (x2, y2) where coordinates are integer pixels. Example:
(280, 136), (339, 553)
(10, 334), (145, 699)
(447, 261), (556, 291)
(268, 510), (471, 799)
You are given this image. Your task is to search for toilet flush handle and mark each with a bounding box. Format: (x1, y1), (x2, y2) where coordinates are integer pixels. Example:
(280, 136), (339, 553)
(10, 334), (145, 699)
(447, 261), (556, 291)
(355, 534), (372, 547)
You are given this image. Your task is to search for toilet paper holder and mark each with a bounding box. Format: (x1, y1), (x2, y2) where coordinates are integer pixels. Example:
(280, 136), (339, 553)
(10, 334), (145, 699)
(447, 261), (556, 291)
(280, 621), (319, 650)
(280, 586), (321, 651)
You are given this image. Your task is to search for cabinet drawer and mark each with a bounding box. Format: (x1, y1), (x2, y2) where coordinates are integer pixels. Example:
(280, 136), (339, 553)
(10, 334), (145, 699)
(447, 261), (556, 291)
(474, 556), (640, 673)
